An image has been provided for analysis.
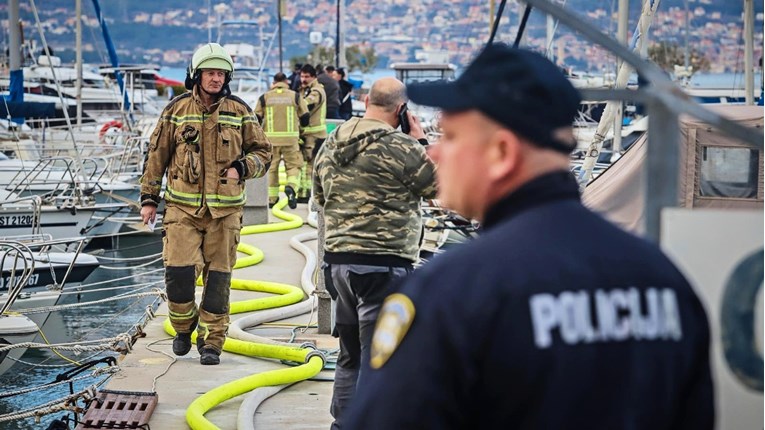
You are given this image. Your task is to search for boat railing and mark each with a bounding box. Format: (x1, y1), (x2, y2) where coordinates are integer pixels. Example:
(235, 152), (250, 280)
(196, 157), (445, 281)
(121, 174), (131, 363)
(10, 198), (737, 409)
(0, 240), (36, 314)
(0, 195), (44, 235)
(5, 156), (107, 201)
(523, 0), (762, 241)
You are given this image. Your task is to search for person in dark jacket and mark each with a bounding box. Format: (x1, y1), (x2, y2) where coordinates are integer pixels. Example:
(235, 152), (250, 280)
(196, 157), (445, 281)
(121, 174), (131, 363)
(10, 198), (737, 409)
(317, 64), (341, 119)
(345, 43), (714, 430)
(288, 63), (302, 91)
(333, 67), (354, 120)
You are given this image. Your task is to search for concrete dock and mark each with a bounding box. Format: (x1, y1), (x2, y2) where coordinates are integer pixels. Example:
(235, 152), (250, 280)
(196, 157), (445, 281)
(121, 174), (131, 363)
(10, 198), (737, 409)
(105, 206), (336, 429)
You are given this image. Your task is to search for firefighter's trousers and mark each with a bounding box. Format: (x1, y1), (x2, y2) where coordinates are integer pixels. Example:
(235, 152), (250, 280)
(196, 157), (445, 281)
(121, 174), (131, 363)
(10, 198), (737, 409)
(299, 134), (325, 199)
(162, 205), (241, 353)
(267, 143), (304, 204)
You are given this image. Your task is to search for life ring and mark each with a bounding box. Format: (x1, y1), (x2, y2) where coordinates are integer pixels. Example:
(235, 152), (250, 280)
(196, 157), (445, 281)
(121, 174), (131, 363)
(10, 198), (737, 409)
(99, 120), (123, 143)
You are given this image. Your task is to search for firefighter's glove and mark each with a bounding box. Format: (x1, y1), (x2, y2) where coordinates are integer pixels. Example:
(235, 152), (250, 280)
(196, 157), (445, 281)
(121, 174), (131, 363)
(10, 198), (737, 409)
(230, 159), (247, 179)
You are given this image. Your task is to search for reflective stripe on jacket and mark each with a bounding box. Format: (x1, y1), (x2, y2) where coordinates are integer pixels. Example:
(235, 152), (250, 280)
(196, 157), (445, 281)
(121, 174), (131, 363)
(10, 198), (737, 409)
(301, 79), (328, 137)
(254, 82), (309, 146)
(140, 87), (272, 218)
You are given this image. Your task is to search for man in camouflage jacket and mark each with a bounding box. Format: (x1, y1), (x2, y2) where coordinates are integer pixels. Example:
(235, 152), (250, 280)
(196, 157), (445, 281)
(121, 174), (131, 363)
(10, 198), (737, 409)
(140, 43), (271, 365)
(313, 77), (437, 429)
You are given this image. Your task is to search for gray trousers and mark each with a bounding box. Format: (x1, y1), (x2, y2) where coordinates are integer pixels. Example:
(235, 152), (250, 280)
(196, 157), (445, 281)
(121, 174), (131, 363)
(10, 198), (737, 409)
(326, 263), (411, 430)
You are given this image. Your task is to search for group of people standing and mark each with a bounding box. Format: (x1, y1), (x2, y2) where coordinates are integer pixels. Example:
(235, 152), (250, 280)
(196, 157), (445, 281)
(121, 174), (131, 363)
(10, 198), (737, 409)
(142, 41), (714, 430)
(256, 63), (355, 207)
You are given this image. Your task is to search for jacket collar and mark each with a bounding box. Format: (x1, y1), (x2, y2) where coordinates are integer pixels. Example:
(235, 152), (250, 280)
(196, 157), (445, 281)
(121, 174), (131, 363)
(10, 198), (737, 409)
(192, 86), (224, 113)
(482, 171), (581, 230)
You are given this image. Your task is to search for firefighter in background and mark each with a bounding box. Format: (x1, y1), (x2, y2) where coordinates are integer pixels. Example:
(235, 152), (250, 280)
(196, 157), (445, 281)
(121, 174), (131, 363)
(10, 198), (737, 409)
(140, 43), (271, 366)
(255, 72), (310, 209)
(298, 64), (328, 203)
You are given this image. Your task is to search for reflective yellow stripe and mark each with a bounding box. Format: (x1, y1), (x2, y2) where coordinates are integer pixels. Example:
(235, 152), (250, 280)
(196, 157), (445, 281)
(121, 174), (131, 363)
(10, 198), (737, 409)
(265, 131), (300, 137)
(166, 186), (203, 206)
(219, 115), (243, 127)
(286, 106), (295, 134)
(164, 114), (204, 125)
(169, 308), (198, 319)
(266, 106), (274, 132)
(303, 125), (326, 133)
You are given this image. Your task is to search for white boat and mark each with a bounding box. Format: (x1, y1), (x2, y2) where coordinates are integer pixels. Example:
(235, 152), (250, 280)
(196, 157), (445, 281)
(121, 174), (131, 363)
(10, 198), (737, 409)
(0, 236), (99, 364)
(0, 313), (38, 377)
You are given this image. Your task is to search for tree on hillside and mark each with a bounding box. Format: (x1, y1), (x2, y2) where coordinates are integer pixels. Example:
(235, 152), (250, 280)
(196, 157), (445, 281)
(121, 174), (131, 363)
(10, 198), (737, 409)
(648, 41), (710, 74)
(346, 45), (377, 73)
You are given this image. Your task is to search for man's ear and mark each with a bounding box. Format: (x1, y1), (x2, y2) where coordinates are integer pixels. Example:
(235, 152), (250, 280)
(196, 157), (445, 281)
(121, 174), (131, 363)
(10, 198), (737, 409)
(486, 128), (521, 182)
(364, 95), (370, 110)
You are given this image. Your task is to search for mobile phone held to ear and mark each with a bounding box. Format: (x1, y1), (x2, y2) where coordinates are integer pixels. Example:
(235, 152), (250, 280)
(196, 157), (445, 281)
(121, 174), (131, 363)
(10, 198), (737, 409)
(398, 103), (411, 135)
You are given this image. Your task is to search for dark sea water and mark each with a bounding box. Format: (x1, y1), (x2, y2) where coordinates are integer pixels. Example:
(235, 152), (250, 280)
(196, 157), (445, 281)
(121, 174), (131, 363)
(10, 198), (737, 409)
(0, 235), (164, 430)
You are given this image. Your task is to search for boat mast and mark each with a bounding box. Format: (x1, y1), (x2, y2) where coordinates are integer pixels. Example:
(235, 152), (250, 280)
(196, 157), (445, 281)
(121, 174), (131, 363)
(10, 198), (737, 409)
(75, 0), (82, 126)
(578, 0), (660, 187)
(612, 0), (629, 159)
(744, 0), (754, 105)
(7, 0), (22, 104)
(278, 0), (283, 72)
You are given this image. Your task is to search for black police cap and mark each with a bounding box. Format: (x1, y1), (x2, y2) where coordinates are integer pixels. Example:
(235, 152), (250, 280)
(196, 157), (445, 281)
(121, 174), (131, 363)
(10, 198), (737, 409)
(407, 43), (581, 153)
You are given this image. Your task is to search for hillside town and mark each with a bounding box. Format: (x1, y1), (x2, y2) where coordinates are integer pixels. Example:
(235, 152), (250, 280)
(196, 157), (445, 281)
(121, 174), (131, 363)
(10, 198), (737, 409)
(3, 0), (763, 73)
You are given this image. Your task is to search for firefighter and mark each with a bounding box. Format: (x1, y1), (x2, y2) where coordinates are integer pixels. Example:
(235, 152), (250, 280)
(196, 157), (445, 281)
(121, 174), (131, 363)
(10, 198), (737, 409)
(140, 43), (272, 366)
(255, 72), (310, 208)
(298, 64), (328, 203)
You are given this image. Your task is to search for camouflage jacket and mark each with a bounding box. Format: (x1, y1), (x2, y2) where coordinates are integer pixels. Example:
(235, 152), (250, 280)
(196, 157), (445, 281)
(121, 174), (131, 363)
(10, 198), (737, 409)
(313, 117), (437, 262)
(140, 87), (272, 218)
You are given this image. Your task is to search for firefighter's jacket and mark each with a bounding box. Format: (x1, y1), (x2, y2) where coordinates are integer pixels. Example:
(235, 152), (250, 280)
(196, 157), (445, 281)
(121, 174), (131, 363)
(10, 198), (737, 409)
(301, 79), (328, 138)
(140, 87), (272, 218)
(254, 82), (309, 146)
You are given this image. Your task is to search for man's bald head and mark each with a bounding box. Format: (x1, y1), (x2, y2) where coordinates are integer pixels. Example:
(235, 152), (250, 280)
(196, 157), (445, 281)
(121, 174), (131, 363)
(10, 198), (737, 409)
(367, 77), (407, 113)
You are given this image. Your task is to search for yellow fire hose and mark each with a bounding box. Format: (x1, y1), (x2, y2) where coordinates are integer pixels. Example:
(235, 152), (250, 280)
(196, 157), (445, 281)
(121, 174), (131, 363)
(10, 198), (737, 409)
(161, 198), (325, 430)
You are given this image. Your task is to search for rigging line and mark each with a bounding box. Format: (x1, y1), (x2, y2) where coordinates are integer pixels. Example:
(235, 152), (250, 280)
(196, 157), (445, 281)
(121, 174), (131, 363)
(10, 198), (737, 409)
(97, 256), (163, 270)
(3, 351), (108, 370)
(488, 0), (508, 45)
(94, 252), (162, 262)
(59, 280), (162, 296)
(54, 296), (154, 355)
(68, 267), (163, 289)
(28, 0), (86, 185)
(0, 365), (119, 399)
(514, 4), (533, 48)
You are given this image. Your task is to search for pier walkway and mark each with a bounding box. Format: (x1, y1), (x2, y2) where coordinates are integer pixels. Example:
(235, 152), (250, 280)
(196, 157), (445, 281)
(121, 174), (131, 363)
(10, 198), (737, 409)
(106, 205), (336, 429)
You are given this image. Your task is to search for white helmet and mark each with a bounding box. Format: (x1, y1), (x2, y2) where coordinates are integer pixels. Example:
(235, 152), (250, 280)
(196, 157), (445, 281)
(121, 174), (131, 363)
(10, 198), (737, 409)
(186, 43), (234, 91)
(191, 43), (234, 74)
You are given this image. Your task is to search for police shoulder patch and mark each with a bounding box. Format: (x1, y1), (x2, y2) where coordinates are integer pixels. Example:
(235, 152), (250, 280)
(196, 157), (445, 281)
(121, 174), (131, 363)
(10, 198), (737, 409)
(370, 293), (416, 369)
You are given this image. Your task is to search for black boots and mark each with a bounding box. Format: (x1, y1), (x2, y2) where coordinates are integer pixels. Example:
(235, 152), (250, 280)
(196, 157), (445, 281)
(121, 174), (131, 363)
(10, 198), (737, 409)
(172, 332), (193, 356)
(200, 346), (221, 365)
(285, 185), (298, 209)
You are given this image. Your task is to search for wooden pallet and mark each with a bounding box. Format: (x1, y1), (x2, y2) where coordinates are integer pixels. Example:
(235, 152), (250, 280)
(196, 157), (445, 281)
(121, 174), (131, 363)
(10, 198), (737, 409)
(76, 390), (158, 429)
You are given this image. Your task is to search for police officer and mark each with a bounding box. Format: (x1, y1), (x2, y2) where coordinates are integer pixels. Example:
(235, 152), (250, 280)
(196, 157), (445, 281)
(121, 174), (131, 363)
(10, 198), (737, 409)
(298, 64), (328, 202)
(255, 72), (310, 208)
(346, 44), (714, 429)
(313, 77), (437, 429)
(140, 43), (271, 366)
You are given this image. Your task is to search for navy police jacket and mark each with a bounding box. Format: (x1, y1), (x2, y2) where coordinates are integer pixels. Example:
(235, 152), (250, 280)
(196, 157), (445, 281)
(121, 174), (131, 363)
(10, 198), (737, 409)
(346, 171), (714, 430)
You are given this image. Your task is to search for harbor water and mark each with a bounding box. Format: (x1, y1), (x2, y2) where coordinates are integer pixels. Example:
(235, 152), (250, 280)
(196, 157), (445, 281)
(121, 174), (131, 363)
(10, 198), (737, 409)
(0, 234), (164, 430)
